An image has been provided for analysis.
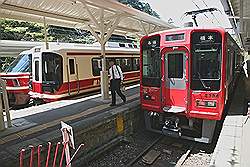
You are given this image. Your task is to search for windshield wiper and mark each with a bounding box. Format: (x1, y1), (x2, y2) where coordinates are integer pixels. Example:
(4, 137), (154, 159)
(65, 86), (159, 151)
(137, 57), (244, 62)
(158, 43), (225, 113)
(197, 72), (211, 90)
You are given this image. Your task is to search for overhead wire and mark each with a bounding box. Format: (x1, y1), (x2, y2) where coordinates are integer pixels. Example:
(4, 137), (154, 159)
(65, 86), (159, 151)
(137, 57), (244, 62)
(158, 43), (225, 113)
(192, 0), (214, 25)
(201, 0), (221, 25)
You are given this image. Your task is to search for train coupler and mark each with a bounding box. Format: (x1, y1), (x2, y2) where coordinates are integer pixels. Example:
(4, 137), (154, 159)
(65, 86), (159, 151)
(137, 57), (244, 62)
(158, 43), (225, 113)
(162, 117), (181, 137)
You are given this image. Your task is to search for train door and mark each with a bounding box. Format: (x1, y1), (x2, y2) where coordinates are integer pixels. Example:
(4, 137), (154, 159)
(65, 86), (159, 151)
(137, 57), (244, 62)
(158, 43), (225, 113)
(67, 58), (78, 95)
(32, 54), (42, 94)
(162, 47), (189, 113)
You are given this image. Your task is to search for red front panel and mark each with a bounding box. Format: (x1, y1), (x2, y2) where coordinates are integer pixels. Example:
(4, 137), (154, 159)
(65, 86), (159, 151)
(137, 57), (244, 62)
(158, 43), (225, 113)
(140, 87), (162, 112)
(189, 91), (224, 120)
(0, 73), (30, 105)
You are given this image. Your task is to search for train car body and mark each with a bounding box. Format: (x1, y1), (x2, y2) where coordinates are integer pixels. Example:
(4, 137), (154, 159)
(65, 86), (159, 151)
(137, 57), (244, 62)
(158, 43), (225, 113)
(29, 42), (140, 102)
(140, 27), (243, 143)
(0, 52), (31, 106)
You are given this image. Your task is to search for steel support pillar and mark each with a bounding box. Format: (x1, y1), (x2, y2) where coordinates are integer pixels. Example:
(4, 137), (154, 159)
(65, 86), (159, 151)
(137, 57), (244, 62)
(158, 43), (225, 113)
(82, 1), (123, 100)
(100, 40), (109, 99)
(43, 16), (49, 49)
(240, 0), (244, 34)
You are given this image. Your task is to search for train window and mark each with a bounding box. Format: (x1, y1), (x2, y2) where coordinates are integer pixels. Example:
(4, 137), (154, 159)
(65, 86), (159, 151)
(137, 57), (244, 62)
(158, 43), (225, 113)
(191, 31), (222, 91)
(115, 58), (121, 66)
(167, 53), (183, 78)
(119, 43), (126, 47)
(133, 58), (140, 71)
(35, 61), (39, 81)
(141, 35), (161, 87)
(69, 59), (75, 75)
(92, 58), (102, 76)
(120, 58), (132, 72)
(5, 54), (32, 73)
(42, 52), (63, 92)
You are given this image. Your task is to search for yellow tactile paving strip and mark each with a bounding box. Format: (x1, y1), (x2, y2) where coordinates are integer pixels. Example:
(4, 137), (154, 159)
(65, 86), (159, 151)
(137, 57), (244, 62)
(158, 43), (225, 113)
(0, 94), (139, 145)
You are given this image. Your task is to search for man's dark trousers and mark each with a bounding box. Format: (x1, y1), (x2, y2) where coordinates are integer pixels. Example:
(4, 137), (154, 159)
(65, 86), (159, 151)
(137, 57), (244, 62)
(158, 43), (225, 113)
(110, 79), (126, 105)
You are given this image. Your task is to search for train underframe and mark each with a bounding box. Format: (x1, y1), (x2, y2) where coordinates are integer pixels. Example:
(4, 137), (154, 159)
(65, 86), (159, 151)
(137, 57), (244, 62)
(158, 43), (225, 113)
(144, 110), (217, 143)
(8, 92), (30, 106)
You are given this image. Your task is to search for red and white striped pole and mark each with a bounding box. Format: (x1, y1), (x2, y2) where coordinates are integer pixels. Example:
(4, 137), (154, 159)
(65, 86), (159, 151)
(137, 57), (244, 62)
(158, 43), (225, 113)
(45, 142), (52, 167)
(19, 149), (25, 167)
(52, 142), (61, 167)
(29, 145), (35, 167)
(37, 145), (42, 167)
(59, 141), (68, 167)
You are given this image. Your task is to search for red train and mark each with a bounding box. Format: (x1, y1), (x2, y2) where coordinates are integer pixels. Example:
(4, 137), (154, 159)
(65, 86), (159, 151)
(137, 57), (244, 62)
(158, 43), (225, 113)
(140, 27), (243, 143)
(0, 52), (31, 106)
(0, 42), (140, 106)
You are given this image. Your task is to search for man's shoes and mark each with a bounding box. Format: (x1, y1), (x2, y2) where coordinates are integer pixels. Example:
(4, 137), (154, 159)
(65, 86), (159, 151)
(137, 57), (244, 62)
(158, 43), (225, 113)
(122, 98), (126, 104)
(110, 104), (116, 107)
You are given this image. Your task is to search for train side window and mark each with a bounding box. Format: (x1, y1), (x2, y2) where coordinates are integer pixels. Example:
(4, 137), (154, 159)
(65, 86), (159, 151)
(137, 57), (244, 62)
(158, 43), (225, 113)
(168, 53), (183, 78)
(69, 59), (75, 75)
(35, 61), (39, 81)
(92, 58), (102, 76)
(116, 58), (121, 66)
(120, 58), (132, 72)
(133, 58), (140, 70)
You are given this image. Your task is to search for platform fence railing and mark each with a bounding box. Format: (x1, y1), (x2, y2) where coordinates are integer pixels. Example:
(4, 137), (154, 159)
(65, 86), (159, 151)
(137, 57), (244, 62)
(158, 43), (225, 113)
(19, 141), (84, 167)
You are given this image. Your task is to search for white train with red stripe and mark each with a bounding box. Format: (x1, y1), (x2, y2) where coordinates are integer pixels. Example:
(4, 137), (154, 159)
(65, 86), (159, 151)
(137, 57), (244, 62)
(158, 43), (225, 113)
(0, 52), (31, 106)
(29, 42), (140, 103)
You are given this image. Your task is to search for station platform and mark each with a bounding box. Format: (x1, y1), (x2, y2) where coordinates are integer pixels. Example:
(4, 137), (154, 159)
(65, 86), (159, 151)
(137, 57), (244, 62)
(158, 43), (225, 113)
(0, 85), (141, 166)
(210, 76), (250, 167)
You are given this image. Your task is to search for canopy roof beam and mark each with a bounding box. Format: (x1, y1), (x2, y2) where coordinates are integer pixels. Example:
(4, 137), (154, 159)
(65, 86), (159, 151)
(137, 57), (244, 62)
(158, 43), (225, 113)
(83, 1), (123, 100)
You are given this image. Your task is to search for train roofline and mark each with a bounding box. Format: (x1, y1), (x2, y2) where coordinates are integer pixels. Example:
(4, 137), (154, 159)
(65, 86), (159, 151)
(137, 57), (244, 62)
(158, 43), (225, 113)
(20, 42), (140, 55)
(148, 26), (227, 36)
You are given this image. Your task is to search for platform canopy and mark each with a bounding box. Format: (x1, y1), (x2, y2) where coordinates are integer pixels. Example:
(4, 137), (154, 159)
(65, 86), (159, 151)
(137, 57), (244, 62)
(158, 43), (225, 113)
(0, 0), (175, 38)
(0, 0), (175, 100)
(221, 0), (250, 52)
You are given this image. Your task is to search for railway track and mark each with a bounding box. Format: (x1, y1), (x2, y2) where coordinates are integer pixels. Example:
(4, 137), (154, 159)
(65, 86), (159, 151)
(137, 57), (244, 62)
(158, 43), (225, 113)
(126, 136), (195, 167)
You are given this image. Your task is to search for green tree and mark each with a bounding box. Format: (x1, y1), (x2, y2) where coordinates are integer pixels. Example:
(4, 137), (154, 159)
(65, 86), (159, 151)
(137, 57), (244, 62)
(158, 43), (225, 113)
(118, 0), (160, 18)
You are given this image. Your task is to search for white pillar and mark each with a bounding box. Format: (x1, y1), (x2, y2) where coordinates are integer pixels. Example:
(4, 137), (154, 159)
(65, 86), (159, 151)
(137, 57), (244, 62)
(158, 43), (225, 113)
(100, 42), (109, 100)
(0, 94), (5, 131)
(43, 16), (49, 49)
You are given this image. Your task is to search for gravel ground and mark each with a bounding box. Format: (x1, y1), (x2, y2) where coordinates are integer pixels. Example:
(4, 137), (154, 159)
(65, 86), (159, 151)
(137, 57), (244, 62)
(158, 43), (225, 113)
(81, 125), (219, 167)
(85, 129), (160, 167)
(182, 143), (215, 167)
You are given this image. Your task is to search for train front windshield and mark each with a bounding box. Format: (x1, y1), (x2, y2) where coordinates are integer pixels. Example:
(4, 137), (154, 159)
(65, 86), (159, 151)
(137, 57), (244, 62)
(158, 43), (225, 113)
(191, 32), (222, 91)
(42, 52), (63, 92)
(5, 54), (31, 73)
(141, 35), (161, 87)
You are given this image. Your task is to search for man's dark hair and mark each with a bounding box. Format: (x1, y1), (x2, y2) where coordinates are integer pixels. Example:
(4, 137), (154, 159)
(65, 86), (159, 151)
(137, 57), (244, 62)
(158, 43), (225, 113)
(110, 58), (116, 64)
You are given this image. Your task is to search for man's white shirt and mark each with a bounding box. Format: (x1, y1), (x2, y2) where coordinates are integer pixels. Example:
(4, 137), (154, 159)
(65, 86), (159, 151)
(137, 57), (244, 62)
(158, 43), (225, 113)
(109, 65), (124, 80)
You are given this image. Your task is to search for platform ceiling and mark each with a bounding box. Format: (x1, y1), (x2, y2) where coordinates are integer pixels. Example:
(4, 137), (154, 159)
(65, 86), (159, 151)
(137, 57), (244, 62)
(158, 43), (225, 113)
(221, 0), (250, 52)
(0, 0), (175, 37)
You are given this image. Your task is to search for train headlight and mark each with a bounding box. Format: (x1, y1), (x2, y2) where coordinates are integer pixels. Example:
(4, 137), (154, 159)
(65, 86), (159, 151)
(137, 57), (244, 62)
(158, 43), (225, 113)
(196, 100), (216, 108)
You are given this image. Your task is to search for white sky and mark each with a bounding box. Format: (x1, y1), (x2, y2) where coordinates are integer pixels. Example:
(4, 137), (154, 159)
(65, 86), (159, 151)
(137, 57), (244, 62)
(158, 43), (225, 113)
(143, 0), (232, 30)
